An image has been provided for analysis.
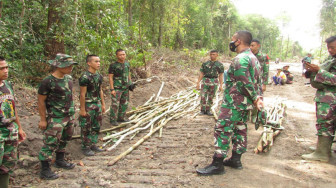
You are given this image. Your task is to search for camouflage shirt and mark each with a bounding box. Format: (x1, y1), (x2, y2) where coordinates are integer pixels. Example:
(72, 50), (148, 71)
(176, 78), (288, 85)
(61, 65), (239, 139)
(313, 56), (336, 103)
(108, 61), (131, 90)
(79, 71), (103, 103)
(254, 51), (269, 84)
(38, 75), (75, 118)
(200, 61), (224, 78)
(223, 48), (261, 111)
(0, 81), (16, 126)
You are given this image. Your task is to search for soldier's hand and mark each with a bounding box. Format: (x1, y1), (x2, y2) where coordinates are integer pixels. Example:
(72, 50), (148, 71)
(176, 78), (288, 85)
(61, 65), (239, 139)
(219, 85), (223, 92)
(306, 63), (320, 73)
(253, 97), (264, 111)
(262, 84), (266, 92)
(196, 84), (201, 90)
(18, 128), (26, 142)
(38, 120), (47, 130)
(101, 105), (106, 113)
(111, 90), (116, 96)
(80, 109), (87, 117)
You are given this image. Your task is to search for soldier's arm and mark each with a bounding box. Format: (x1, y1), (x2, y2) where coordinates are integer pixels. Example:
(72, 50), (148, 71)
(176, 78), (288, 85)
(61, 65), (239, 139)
(100, 86), (106, 113)
(234, 58), (258, 102)
(38, 94), (48, 130)
(109, 73), (116, 96)
(14, 107), (26, 142)
(196, 72), (204, 90)
(314, 69), (336, 86)
(79, 86), (87, 116)
(218, 73), (224, 91)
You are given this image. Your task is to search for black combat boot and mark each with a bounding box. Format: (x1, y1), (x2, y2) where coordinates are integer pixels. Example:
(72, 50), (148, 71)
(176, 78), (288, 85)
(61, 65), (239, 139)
(40, 161), (59, 180)
(206, 110), (213, 116)
(91, 145), (104, 152)
(196, 155), (225, 175)
(199, 110), (206, 115)
(223, 151), (243, 169)
(54, 152), (75, 169)
(82, 148), (95, 156)
(117, 118), (130, 123)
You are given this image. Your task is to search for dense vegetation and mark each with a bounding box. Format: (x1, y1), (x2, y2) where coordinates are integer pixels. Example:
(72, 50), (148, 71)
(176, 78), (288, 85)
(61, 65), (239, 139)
(0, 0), (333, 84)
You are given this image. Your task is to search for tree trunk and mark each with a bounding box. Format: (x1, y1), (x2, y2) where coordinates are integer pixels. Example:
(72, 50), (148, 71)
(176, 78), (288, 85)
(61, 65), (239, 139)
(138, 4), (146, 70)
(73, 0), (78, 33)
(19, 0), (25, 48)
(158, 2), (164, 47)
(128, 0), (132, 27)
(0, 1), (3, 19)
(284, 35), (290, 59)
(45, 0), (65, 59)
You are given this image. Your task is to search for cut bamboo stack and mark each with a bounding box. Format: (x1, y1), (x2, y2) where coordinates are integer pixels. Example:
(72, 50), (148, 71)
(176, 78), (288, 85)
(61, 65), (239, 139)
(254, 98), (286, 154)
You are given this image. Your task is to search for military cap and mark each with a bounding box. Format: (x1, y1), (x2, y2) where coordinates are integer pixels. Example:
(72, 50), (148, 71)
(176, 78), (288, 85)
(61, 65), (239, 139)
(48, 53), (78, 68)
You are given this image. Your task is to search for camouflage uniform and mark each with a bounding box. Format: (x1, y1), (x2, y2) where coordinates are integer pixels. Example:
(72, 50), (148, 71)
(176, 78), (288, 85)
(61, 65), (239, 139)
(108, 61), (131, 122)
(79, 71), (103, 149)
(283, 69), (294, 83)
(0, 81), (19, 174)
(312, 56), (336, 136)
(214, 48), (261, 158)
(254, 51), (270, 86)
(38, 75), (75, 161)
(200, 61), (224, 112)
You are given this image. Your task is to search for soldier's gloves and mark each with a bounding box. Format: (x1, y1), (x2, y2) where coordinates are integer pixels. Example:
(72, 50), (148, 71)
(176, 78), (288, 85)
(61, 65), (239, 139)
(255, 109), (267, 130)
(129, 83), (136, 91)
(304, 71), (312, 78)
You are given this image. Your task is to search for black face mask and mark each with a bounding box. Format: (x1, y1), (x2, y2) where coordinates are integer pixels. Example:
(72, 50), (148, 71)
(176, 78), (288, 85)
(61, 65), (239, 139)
(229, 40), (239, 52)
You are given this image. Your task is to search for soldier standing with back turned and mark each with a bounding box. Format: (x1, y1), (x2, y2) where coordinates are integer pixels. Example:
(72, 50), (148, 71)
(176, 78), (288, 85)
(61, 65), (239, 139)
(196, 50), (224, 116)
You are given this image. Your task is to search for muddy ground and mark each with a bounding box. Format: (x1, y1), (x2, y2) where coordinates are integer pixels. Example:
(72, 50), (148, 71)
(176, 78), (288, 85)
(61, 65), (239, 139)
(10, 56), (336, 187)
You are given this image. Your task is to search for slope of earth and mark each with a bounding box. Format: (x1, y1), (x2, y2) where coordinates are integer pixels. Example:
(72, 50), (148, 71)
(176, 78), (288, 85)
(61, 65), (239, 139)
(11, 58), (336, 187)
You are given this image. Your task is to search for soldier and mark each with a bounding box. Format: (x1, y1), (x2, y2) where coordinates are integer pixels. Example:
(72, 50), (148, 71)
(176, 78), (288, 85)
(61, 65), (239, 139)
(250, 39), (269, 122)
(196, 31), (263, 175)
(301, 36), (336, 162)
(0, 57), (26, 188)
(196, 50), (224, 115)
(79, 55), (106, 156)
(37, 54), (77, 180)
(108, 49), (134, 126)
(283, 65), (294, 84)
(302, 53), (312, 76)
(250, 39), (269, 92)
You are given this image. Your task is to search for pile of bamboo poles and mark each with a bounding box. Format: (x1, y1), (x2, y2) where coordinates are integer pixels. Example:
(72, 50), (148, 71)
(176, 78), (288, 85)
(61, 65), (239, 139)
(105, 86), (212, 165)
(254, 98), (286, 154)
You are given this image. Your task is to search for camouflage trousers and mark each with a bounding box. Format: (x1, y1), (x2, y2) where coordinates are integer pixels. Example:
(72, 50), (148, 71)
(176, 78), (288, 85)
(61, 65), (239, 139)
(110, 89), (129, 122)
(38, 116), (74, 161)
(316, 102), (336, 136)
(214, 104), (249, 158)
(79, 102), (102, 149)
(200, 78), (219, 112)
(0, 122), (18, 174)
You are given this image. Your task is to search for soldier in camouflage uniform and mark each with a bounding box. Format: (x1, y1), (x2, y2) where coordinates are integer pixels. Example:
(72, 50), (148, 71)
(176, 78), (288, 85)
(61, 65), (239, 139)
(37, 54), (78, 180)
(0, 57), (26, 188)
(108, 49), (133, 126)
(196, 50), (224, 116)
(79, 55), (106, 156)
(302, 36), (336, 162)
(197, 31), (263, 176)
(250, 39), (270, 122)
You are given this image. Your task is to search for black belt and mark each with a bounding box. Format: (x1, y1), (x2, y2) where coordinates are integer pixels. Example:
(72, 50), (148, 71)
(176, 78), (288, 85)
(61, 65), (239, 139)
(205, 76), (218, 78)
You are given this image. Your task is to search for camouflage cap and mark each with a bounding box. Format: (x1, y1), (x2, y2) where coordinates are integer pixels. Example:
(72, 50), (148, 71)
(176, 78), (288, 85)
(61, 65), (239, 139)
(47, 53), (78, 68)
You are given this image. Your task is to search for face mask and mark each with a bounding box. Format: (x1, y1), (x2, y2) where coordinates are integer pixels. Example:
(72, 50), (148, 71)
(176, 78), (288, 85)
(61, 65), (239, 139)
(229, 40), (239, 52)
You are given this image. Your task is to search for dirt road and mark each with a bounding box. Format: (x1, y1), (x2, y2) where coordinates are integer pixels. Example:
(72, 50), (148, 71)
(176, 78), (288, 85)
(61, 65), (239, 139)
(13, 62), (336, 187)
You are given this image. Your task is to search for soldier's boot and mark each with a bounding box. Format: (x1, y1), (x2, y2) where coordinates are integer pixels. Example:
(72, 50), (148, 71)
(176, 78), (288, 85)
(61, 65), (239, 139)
(206, 110), (213, 116)
(82, 148), (95, 156)
(110, 120), (119, 126)
(309, 137), (335, 152)
(196, 155), (225, 176)
(54, 152), (75, 169)
(199, 110), (206, 115)
(117, 118), (130, 123)
(223, 151), (243, 169)
(302, 136), (332, 162)
(0, 173), (9, 188)
(91, 145), (104, 152)
(40, 161), (59, 180)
